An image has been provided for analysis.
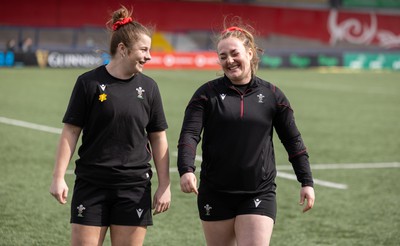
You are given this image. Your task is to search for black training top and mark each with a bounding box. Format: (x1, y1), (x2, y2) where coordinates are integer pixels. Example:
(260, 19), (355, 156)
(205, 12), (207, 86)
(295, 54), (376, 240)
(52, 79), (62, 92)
(177, 75), (313, 194)
(63, 65), (168, 188)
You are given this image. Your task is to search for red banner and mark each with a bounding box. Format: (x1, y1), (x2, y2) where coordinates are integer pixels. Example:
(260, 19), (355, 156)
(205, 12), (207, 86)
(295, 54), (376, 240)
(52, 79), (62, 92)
(2, 1), (399, 48)
(146, 52), (219, 70)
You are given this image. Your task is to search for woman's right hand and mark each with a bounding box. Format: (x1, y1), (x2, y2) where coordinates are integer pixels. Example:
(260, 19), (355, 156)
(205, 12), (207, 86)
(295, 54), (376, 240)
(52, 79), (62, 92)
(180, 172), (198, 195)
(49, 177), (69, 204)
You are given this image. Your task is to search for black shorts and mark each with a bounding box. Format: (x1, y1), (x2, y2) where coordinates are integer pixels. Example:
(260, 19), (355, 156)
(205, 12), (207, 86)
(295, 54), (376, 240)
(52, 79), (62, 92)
(70, 178), (153, 227)
(197, 186), (276, 222)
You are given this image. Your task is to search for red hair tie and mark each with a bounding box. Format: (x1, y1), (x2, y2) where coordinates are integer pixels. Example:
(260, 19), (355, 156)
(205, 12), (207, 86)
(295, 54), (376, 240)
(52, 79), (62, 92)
(222, 26), (244, 34)
(112, 17), (133, 31)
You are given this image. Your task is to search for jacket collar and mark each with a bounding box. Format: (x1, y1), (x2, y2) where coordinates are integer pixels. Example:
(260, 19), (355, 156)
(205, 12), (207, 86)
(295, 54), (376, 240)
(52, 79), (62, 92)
(223, 74), (258, 89)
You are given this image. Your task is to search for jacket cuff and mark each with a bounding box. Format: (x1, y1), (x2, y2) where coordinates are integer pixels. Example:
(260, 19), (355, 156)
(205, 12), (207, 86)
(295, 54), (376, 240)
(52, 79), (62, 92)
(178, 166), (195, 177)
(301, 181), (314, 188)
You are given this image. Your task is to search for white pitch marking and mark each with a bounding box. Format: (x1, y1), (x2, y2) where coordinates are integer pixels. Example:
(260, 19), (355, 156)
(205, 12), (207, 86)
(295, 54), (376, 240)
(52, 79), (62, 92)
(0, 116), (62, 134)
(66, 170), (74, 175)
(277, 162), (400, 170)
(2, 117), (398, 190)
(277, 171), (348, 190)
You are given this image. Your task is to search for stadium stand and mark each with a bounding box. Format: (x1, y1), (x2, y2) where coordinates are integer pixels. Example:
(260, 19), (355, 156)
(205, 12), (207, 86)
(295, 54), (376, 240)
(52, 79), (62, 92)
(1, 0), (398, 68)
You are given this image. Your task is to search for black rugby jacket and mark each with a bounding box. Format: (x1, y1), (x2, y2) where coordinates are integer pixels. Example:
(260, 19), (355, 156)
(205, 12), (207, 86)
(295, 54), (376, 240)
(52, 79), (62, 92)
(177, 75), (313, 194)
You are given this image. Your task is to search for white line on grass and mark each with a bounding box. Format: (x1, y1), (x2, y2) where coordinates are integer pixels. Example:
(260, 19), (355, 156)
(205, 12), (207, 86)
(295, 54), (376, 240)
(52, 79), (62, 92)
(67, 168), (348, 189)
(277, 171), (348, 189)
(171, 152), (400, 171)
(2, 116), (399, 190)
(277, 162), (400, 170)
(170, 152), (349, 189)
(0, 116), (62, 134)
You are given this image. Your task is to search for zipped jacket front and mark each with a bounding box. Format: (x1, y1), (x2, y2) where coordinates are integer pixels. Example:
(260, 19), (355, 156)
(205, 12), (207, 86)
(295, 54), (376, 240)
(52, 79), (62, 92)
(177, 75), (313, 194)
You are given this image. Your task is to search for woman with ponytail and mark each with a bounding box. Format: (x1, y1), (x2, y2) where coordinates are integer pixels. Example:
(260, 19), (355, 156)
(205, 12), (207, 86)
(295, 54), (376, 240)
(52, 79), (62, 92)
(50, 6), (170, 245)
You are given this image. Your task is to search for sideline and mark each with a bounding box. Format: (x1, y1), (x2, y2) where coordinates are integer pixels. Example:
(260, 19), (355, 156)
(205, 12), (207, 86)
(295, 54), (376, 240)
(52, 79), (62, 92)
(2, 116), (399, 190)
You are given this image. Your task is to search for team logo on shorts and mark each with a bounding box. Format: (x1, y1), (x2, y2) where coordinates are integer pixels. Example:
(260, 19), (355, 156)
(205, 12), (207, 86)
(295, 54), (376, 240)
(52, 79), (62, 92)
(136, 208), (144, 218)
(254, 199), (262, 208)
(204, 204), (212, 216)
(77, 204), (86, 217)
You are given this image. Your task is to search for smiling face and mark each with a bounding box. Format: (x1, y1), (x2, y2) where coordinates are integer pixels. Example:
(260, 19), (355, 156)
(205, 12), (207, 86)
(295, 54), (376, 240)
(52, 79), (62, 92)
(125, 33), (152, 74)
(217, 37), (253, 85)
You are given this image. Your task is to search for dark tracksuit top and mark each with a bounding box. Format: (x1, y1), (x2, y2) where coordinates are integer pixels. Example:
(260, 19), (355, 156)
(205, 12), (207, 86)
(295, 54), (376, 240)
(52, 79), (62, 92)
(177, 75), (313, 194)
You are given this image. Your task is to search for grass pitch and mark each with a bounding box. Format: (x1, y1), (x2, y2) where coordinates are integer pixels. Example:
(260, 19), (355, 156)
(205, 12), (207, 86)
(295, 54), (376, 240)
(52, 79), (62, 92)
(0, 67), (399, 245)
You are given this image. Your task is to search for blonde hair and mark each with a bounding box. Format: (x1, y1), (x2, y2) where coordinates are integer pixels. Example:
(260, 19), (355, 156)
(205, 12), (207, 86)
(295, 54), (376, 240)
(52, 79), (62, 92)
(216, 17), (263, 75)
(107, 6), (153, 57)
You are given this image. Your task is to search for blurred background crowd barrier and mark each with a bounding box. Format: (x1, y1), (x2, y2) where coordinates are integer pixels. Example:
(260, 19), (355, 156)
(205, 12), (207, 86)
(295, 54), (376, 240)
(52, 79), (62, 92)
(1, 0), (399, 70)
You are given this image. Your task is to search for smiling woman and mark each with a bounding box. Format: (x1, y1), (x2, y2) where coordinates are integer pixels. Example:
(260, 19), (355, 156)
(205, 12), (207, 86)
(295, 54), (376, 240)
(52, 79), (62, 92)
(177, 18), (315, 246)
(48, 5), (171, 246)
